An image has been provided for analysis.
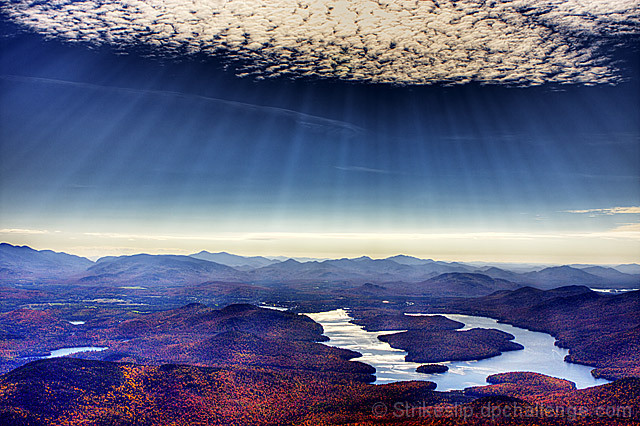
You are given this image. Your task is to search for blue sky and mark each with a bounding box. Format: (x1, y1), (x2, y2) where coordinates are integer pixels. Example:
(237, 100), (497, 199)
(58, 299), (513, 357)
(0, 3), (638, 263)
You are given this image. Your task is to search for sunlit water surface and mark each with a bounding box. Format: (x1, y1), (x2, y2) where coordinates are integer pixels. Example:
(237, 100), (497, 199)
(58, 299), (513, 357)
(305, 309), (610, 391)
(45, 346), (108, 358)
(590, 288), (639, 294)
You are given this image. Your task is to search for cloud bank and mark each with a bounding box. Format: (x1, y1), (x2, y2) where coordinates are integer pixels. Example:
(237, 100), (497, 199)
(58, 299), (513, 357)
(2, 0), (639, 85)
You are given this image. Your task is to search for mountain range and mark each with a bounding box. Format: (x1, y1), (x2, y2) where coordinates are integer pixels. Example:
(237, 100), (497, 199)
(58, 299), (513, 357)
(0, 243), (93, 282)
(0, 243), (638, 291)
(189, 250), (279, 269)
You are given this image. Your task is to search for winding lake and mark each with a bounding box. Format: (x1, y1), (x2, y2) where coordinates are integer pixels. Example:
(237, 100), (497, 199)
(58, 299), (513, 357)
(306, 309), (610, 391)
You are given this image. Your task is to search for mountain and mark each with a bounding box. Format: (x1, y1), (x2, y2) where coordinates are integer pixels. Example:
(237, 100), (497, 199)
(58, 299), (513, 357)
(523, 265), (638, 289)
(189, 251), (280, 269)
(579, 266), (640, 286)
(474, 266), (524, 282)
(267, 255), (329, 262)
(81, 254), (244, 286)
(386, 254), (436, 266)
(478, 265), (639, 289)
(248, 259), (366, 283)
(463, 285), (595, 309)
(2, 243), (636, 289)
(0, 243), (93, 282)
(464, 261), (548, 273)
(323, 256), (423, 280)
(412, 273), (521, 297)
(246, 256), (478, 284)
(387, 255), (474, 273)
(448, 286), (640, 380)
(614, 263), (640, 275)
(322, 256), (475, 281)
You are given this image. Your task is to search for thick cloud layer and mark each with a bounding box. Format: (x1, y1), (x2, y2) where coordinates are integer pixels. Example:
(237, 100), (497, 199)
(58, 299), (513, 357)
(3, 0), (639, 85)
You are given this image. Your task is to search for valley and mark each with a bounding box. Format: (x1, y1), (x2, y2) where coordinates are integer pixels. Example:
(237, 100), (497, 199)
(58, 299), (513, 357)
(0, 244), (639, 424)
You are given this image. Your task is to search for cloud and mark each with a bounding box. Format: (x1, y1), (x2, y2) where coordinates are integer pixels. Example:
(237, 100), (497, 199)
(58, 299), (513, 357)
(0, 228), (50, 235)
(564, 206), (640, 215)
(2, 0), (639, 85)
(0, 74), (362, 135)
(612, 223), (640, 232)
(335, 165), (394, 174)
(81, 232), (247, 242)
(79, 229), (640, 243)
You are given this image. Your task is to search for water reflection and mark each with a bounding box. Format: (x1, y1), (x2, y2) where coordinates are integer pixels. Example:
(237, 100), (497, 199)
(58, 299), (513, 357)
(46, 346), (108, 358)
(306, 309), (610, 391)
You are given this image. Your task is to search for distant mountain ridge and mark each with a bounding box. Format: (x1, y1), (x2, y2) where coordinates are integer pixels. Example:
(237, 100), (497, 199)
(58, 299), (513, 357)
(417, 272), (521, 296)
(0, 243), (637, 290)
(189, 251), (280, 269)
(387, 255), (436, 265)
(84, 254), (244, 286)
(481, 265), (640, 289)
(0, 243), (93, 282)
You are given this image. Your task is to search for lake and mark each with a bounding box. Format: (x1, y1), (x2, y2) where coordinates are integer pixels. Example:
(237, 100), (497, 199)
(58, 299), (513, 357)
(306, 309), (610, 391)
(45, 346), (108, 358)
(590, 288), (639, 294)
(259, 304), (289, 311)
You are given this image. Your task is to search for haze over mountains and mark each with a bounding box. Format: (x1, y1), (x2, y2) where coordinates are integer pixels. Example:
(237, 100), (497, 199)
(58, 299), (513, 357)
(0, 243), (93, 280)
(1, 243), (638, 294)
(190, 251), (279, 269)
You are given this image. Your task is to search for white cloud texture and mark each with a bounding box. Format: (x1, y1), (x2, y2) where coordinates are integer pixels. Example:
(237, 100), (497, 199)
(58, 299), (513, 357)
(565, 206), (640, 215)
(2, 0), (639, 85)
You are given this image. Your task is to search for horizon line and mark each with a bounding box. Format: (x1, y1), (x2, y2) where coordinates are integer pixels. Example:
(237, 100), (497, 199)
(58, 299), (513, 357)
(2, 241), (635, 267)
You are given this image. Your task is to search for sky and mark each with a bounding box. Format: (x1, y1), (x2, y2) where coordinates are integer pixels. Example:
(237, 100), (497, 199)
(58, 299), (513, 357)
(0, 0), (639, 263)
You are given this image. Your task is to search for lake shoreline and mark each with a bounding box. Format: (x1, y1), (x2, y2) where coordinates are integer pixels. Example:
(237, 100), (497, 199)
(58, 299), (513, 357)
(308, 309), (610, 391)
(20, 346), (108, 362)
